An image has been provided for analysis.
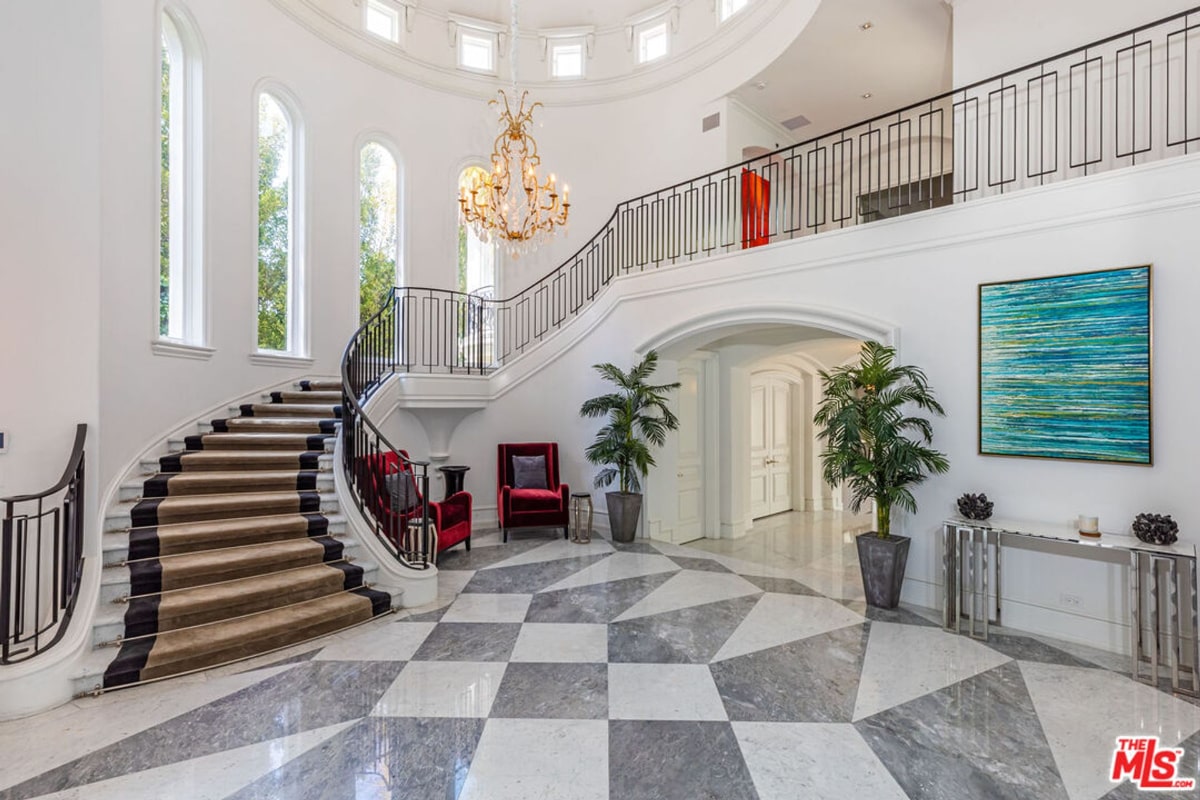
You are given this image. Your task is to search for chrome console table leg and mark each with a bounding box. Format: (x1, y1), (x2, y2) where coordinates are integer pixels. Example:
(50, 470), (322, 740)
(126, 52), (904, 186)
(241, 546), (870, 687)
(942, 524), (956, 631)
(1130, 551), (1144, 684)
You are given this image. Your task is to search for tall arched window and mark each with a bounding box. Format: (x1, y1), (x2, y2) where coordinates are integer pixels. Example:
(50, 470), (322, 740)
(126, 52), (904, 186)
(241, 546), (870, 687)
(256, 91), (304, 354)
(359, 141), (400, 322)
(158, 9), (204, 346)
(457, 165), (496, 297)
(457, 165), (497, 365)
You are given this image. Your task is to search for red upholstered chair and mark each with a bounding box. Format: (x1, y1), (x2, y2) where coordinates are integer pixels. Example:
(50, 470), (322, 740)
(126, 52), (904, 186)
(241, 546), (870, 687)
(497, 442), (569, 543)
(360, 450), (472, 558)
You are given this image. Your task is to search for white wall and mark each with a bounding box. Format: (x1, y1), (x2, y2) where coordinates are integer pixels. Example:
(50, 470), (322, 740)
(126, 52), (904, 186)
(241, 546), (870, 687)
(86, 0), (814, 500)
(952, 0), (1191, 85)
(394, 153), (1200, 654)
(0, 2), (102, 499)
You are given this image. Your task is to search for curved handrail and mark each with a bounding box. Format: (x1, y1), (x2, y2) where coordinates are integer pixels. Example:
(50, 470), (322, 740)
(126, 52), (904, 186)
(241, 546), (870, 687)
(385, 3), (1199, 374)
(340, 297), (436, 569)
(2, 423), (87, 663)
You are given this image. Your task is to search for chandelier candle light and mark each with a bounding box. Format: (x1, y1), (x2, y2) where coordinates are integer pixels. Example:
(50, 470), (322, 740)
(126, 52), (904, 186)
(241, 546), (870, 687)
(458, 0), (569, 255)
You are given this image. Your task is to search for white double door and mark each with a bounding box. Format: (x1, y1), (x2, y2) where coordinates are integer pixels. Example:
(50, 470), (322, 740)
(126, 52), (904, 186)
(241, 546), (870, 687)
(750, 377), (793, 519)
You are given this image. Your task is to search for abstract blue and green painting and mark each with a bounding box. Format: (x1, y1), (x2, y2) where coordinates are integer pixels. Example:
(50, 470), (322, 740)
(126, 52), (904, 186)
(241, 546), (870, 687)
(979, 266), (1151, 464)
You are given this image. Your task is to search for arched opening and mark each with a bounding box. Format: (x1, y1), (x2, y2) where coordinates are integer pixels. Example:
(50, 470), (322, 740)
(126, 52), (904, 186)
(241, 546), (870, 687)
(457, 164), (497, 366)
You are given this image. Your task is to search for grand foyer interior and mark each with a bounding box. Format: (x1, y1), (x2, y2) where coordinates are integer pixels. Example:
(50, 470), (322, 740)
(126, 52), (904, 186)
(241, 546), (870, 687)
(5, 0), (1200, 797)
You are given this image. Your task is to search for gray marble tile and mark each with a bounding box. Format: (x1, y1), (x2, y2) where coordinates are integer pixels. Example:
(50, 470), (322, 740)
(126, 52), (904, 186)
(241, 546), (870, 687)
(0, 660), (405, 800)
(854, 602), (941, 628)
(437, 539), (546, 571)
(461, 555), (612, 594)
(743, 575), (821, 596)
(411, 623), (522, 662)
(524, 573), (676, 624)
(981, 632), (1102, 668)
(855, 661), (1068, 800)
(608, 595), (761, 664)
(226, 717), (486, 800)
(608, 720), (759, 800)
(488, 663), (608, 720)
(610, 541), (664, 554)
(710, 624), (868, 723)
(668, 556), (732, 573)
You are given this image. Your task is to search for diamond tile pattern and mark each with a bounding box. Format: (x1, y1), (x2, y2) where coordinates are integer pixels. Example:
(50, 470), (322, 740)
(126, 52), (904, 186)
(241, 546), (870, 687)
(2, 533), (1193, 800)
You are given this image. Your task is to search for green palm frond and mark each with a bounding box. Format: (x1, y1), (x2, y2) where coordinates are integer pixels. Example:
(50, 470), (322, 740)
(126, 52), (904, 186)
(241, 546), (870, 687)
(813, 340), (950, 537)
(579, 349), (681, 494)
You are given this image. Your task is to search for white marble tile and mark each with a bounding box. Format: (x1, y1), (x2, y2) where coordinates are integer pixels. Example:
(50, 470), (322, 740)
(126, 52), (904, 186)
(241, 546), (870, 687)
(709, 555), (799, 579)
(790, 564), (866, 602)
(1020, 661), (1200, 800)
(485, 538), (615, 570)
(25, 722), (354, 800)
(0, 665), (297, 791)
(608, 663), (728, 721)
(713, 595), (864, 662)
(644, 540), (726, 559)
(311, 621), (436, 661)
(459, 718), (608, 800)
(370, 661), (506, 718)
(612, 571), (763, 622)
(733, 722), (908, 800)
(852, 621), (1011, 721)
(540, 552), (680, 592)
(510, 623), (609, 663)
(441, 593), (534, 623)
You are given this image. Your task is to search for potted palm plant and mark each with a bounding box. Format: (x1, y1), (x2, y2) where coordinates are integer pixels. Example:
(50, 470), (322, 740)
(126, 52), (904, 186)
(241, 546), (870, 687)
(813, 341), (950, 608)
(580, 350), (680, 543)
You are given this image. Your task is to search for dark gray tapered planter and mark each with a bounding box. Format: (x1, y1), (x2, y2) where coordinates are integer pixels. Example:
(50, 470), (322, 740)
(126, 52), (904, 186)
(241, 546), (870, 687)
(855, 532), (910, 609)
(606, 492), (643, 543)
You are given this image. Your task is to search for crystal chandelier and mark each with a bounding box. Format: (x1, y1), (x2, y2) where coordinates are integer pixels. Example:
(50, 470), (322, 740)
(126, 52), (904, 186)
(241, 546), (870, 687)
(458, 0), (569, 256)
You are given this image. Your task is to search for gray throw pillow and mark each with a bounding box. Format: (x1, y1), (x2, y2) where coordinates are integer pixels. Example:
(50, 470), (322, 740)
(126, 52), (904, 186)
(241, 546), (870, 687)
(385, 471), (421, 512)
(512, 455), (548, 489)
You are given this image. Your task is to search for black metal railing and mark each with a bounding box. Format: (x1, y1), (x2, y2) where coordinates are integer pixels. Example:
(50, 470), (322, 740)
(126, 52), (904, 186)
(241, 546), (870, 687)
(341, 298), (436, 569)
(2, 424), (87, 664)
(373, 5), (1199, 375)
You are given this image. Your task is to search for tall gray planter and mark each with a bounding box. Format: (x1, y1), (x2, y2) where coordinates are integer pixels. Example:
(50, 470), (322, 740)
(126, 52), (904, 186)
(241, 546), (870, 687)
(855, 532), (910, 609)
(606, 492), (642, 543)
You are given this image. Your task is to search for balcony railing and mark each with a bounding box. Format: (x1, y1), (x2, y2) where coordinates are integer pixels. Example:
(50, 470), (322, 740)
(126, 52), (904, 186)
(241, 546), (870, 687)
(373, 4), (1199, 375)
(2, 424), (87, 664)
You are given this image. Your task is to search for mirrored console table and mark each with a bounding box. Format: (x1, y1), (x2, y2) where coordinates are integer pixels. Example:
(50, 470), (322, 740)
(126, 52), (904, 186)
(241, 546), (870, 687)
(942, 517), (1198, 697)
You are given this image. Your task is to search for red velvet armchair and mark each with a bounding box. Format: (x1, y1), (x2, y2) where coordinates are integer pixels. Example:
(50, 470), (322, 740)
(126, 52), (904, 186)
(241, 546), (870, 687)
(497, 442), (569, 543)
(360, 450), (472, 559)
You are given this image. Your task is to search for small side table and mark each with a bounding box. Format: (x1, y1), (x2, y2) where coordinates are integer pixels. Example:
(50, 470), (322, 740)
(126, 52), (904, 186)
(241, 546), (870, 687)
(570, 492), (594, 544)
(438, 465), (470, 500)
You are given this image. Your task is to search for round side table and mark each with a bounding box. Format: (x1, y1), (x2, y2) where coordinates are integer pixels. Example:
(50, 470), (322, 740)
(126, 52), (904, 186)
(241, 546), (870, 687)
(570, 492), (594, 544)
(438, 465), (470, 500)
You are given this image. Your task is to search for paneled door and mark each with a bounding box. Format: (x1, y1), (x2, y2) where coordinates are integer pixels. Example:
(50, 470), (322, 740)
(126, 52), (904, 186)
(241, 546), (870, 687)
(750, 377), (793, 519)
(673, 358), (706, 543)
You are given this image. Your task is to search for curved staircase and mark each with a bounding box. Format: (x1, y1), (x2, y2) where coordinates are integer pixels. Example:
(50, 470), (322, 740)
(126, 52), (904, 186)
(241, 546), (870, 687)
(80, 380), (394, 693)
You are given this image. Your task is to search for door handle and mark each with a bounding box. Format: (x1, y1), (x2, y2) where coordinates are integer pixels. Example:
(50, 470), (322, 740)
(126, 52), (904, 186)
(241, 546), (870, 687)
(677, 472), (683, 478)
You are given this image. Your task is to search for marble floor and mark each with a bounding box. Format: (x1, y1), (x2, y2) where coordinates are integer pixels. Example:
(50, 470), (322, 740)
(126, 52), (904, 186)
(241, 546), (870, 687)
(2, 511), (1199, 799)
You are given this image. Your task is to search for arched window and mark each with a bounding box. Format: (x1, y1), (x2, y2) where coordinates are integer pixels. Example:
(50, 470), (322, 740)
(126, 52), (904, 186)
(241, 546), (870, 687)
(256, 91), (304, 354)
(457, 165), (496, 297)
(359, 141), (400, 322)
(457, 165), (497, 366)
(158, 9), (204, 346)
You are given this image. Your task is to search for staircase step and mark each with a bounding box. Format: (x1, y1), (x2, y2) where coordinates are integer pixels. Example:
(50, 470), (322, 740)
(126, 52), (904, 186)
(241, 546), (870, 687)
(102, 513), (347, 565)
(270, 390), (341, 404)
(107, 491), (336, 532)
(102, 589), (392, 689)
(298, 379), (341, 392)
(211, 418), (339, 434)
(182, 432), (334, 451)
(103, 514), (346, 565)
(239, 403), (342, 419)
(127, 470), (324, 501)
(149, 450), (329, 474)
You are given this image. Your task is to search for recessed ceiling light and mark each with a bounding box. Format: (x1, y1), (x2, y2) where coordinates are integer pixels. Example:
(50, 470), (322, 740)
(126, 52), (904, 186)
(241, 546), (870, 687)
(860, 21), (873, 30)
(754, 81), (767, 90)
(861, 92), (873, 99)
